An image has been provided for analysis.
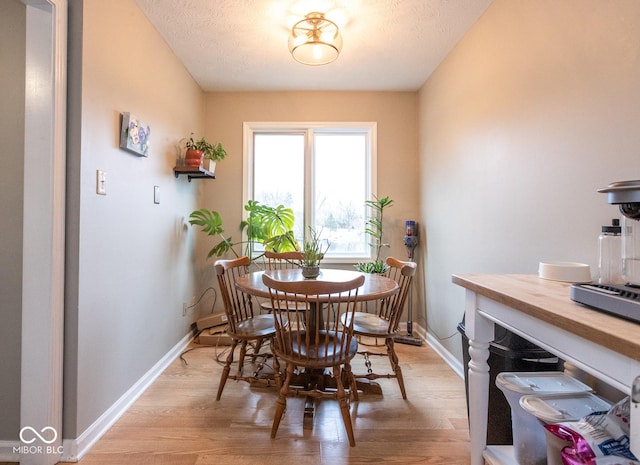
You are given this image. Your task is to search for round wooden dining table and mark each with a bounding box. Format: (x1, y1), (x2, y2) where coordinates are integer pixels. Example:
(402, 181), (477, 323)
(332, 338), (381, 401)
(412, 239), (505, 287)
(235, 268), (399, 301)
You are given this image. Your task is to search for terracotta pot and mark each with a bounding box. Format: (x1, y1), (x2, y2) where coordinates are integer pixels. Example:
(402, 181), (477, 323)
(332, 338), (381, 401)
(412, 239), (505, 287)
(185, 149), (203, 167)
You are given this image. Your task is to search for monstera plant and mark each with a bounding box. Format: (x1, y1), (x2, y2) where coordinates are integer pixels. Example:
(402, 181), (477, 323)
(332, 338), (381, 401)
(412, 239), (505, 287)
(189, 200), (299, 260)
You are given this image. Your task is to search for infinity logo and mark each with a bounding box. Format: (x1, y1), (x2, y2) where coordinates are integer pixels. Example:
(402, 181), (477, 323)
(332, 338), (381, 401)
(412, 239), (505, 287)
(19, 426), (58, 444)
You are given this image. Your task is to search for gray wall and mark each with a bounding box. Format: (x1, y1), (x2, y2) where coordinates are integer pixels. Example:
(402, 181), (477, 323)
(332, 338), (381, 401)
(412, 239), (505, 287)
(0, 0), (25, 441)
(419, 0), (640, 363)
(64, 0), (204, 438)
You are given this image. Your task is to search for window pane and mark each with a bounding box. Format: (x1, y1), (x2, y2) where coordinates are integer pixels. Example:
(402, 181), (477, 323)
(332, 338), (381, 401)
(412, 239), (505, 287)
(246, 123), (375, 261)
(253, 133), (304, 240)
(314, 133), (368, 257)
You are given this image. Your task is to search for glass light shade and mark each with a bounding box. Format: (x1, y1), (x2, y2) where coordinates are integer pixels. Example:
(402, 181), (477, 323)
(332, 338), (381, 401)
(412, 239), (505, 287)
(288, 12), (342, 66)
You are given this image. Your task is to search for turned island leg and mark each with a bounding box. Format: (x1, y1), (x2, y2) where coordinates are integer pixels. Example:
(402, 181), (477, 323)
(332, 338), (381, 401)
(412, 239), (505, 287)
(465, 290), (494, 465)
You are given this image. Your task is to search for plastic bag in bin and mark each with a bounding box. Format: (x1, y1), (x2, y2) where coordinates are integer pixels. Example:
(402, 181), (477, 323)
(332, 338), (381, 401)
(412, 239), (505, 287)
(544, 397), (639, 465)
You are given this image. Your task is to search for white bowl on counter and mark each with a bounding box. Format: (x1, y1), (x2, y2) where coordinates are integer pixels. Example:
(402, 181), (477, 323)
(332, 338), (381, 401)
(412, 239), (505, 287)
(538, 261), (591, 283)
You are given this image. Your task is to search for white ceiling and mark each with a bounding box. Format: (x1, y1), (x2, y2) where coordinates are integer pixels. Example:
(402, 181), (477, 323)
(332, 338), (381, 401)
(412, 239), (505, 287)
(135, 0), (493, 92)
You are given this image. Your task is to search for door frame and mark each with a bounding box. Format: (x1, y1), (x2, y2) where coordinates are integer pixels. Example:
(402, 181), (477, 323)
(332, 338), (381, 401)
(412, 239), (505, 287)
(21, 0), (66, 464)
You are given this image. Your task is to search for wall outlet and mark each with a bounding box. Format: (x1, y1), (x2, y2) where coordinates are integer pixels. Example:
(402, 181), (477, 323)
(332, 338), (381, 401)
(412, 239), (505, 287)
(182, 297), (197, 316)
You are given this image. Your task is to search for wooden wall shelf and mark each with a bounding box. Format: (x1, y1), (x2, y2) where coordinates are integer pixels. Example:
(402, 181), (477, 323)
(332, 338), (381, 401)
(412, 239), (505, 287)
(173, 166), (216, 182)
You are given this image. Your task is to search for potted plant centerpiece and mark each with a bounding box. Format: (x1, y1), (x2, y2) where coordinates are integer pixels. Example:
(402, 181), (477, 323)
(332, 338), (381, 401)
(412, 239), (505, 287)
(300, 227), (330, 279)
(184, 134), (227, 173)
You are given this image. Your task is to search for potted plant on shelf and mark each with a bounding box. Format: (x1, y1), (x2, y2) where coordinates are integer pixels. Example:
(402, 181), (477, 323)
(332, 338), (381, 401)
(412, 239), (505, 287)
(355, 195), (394, 274)
(184, 134), (227, 173)
(300, 227), (330, 279)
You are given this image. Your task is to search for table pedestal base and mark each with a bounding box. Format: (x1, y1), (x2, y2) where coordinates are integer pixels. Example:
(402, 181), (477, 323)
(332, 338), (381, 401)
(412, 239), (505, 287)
(354, 378), (383, 395)
(287, 370), (383, 429)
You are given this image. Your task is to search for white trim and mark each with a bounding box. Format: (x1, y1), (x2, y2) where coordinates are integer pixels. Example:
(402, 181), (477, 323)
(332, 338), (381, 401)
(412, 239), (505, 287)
(241, 122), (252, 211)
(60, 333), (193, 462)
(394, 321), (464, 379)
(397, 321), (465, 380)
(20, 2), (67, 464)
(0, 440), (20, 462)
(242, 121), (378, 262)
(425, 329), (465, 380)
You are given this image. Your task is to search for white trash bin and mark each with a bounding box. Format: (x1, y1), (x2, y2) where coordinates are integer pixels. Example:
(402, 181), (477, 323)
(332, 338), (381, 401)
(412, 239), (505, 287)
(519, 392), (612, 465)
(495, 372), (593, 465)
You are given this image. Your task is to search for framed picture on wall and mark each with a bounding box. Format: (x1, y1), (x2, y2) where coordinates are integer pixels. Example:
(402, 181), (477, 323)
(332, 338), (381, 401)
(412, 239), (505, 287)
(119, 112), (150, 157)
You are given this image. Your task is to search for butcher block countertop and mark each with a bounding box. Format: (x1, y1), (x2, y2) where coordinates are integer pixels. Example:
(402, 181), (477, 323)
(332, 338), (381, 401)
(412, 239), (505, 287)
(451, 274), (640, 361)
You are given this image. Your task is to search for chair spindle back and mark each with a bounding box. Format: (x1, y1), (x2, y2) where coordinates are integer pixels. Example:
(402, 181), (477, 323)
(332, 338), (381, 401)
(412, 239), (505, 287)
(263, 273), (365, 368)
(215, 256), (255, 335)
(381, 257), (417, 332)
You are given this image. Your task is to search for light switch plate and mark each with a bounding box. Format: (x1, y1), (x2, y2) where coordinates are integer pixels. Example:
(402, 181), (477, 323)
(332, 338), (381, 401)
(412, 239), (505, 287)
(96, 170), (107, 195)
(154, 185), (160, 204)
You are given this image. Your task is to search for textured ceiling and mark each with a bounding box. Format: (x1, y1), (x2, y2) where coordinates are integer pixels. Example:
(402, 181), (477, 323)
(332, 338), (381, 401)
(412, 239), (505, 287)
(135, 0), (493, 92)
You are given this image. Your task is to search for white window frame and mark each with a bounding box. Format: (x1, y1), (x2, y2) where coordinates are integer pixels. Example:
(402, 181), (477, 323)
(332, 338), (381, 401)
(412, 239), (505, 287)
(242, 121), (378, 264)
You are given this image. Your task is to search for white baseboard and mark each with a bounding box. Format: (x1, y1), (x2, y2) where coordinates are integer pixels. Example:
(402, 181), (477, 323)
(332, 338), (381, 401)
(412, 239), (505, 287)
(61, 332), (192, 462)
(0, 440), (20, 461)
(425, 331), (465, 380)
(397, 321), (464, 379)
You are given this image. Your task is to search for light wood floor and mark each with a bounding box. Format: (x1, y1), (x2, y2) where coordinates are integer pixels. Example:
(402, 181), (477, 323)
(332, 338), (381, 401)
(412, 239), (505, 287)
(72, 339), (471, 465)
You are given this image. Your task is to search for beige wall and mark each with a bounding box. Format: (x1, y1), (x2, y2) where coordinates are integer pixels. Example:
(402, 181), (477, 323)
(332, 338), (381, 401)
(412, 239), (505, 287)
(198, 91), (424, 326)
(419, 0), (640, 365)
(64, 0), (205, 440)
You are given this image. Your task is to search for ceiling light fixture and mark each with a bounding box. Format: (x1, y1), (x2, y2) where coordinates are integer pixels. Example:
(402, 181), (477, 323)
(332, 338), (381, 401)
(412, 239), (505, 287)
(288, 12), (342, 66)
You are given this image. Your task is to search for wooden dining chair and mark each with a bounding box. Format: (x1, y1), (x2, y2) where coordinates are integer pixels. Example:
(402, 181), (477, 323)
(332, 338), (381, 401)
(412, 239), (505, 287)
(214, 256), (278, 401)
(260, 250), (306, 313)
(263, 272), (365, 447)
(347, 256), (416, 400)
(263, 250), (304, 270)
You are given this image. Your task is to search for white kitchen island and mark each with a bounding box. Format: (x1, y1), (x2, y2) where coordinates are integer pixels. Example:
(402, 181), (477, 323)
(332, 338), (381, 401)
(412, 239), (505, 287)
(452, 274), (640, 465)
